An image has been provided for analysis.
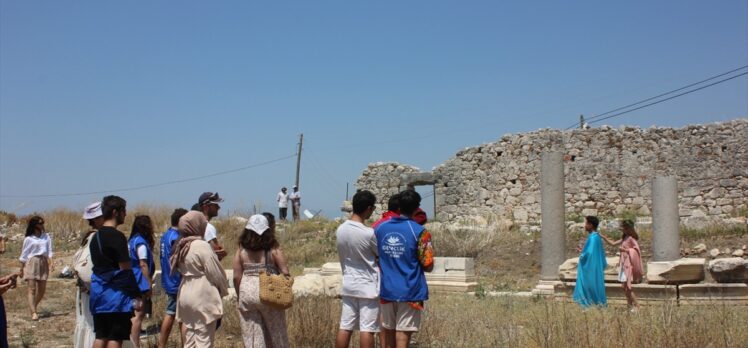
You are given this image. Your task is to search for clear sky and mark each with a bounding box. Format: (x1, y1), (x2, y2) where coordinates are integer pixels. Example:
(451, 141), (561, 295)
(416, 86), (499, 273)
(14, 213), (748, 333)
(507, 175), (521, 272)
(1, 1), (747, 219)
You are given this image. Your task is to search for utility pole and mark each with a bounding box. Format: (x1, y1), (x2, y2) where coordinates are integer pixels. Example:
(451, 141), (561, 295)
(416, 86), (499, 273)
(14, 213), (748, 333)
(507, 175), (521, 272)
(295, 133), (303, 188)
(579, 114), (585, 129)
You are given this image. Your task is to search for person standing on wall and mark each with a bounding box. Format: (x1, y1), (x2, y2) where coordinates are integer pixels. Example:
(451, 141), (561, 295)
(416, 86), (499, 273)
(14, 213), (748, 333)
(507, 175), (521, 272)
(18, 215), (53, 321)
(289, 186), (301, 221)
(198, 192), (228, 260)
(277, 187), (289, 222)
(335, 190), (380, 348)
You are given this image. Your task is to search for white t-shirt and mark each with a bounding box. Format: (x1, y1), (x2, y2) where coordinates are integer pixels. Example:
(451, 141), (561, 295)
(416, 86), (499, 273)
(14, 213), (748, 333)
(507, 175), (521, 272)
(204, 222), (218, 242)
(136, 244), (148, 260)
(277, 192), (288, 208)
(335, 220), (379, 299)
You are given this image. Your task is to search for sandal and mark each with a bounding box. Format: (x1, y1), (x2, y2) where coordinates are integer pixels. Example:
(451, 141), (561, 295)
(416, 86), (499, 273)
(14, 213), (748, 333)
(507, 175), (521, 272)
(31, 313), (38, 321)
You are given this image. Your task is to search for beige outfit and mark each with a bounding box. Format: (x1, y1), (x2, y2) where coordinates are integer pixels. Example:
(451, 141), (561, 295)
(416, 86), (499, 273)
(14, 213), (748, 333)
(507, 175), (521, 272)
(23, 256), (49, 281)
(176, 240), (229, 348)
(237, 251), (290, 348)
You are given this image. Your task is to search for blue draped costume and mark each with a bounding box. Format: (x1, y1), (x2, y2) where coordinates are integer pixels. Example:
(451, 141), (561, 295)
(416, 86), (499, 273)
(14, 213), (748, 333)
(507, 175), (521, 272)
(573, 232), (607, 307)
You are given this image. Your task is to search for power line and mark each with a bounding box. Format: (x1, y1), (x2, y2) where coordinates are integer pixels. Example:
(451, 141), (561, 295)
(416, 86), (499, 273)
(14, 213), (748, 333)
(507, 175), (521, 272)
(585, 71), (748, 126)
(0, 153), (297, 198)
(566, 65), (748, 130)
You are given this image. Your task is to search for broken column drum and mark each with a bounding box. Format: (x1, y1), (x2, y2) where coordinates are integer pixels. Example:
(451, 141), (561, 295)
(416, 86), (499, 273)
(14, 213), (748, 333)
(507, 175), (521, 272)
(540, 151), (566, 280)
(652, 176), (680, 261)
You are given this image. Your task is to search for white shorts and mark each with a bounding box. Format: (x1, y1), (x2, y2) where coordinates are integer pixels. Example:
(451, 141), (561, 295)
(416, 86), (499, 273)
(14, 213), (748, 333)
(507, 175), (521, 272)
(340, 296), (380, 332)
(380, 302), (422, 332)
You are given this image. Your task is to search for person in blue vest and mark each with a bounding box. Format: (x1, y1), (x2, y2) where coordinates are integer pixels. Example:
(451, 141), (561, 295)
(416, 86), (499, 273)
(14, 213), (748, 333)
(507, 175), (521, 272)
(128, 215), (156, 348)
(89, 195), (142, 348)
(375, 190), (434, 348)
(573, 215), (608, 308)
(158, 208), (188, 348)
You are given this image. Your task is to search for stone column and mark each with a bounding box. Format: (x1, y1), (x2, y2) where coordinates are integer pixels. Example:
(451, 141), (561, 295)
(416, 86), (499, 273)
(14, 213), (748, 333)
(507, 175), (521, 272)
(540, 151), (565, 280)
(652, 176), (680, 261)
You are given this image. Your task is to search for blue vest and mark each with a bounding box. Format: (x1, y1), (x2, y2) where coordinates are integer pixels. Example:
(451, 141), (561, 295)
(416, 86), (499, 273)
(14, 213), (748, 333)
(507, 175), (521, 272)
(89, 269), (138, 314)
(375, 217), (429, 302)
(159, 227), (182, 295)
(128, 235), (155, 293)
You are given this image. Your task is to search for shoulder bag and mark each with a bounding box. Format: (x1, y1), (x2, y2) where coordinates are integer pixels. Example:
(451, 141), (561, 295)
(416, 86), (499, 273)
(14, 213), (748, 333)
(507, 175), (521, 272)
(258, 249), (294, 309)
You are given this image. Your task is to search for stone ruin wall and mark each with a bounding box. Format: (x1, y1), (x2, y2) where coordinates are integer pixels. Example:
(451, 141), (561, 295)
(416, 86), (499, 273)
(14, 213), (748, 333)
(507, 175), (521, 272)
(356, 119), (748, 226)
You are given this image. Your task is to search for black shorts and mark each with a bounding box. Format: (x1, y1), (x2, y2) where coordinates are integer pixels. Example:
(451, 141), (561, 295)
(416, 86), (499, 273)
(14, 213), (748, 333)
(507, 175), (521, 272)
(93, 312), (132, 341)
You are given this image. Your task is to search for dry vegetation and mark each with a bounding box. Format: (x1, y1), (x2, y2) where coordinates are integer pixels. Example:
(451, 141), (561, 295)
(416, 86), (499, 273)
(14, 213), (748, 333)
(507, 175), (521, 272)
(1, 207), (747, 347)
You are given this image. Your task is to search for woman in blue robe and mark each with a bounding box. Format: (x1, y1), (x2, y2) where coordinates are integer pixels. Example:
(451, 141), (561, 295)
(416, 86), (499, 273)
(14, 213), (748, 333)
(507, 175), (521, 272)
(573, 216), (607, 307)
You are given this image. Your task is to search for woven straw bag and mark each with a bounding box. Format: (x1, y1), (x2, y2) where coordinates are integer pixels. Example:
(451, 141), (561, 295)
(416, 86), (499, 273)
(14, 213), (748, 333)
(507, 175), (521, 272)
(259, 250), (294, 309)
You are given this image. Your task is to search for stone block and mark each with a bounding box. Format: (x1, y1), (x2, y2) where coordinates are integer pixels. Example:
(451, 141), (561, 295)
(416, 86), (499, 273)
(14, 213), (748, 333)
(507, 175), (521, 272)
(555, 282), (677, 304)
(678, 283), (748, 305)
(558, 256), (621, 282)
(708, 258), (748, 283)
(646, 258), (705, 284)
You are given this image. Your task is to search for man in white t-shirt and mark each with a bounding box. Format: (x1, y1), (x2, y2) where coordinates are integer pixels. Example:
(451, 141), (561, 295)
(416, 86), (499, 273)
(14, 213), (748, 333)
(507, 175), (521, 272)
(335, 190), (378, 348)
(277, 187), (289, 221)
(198, 192), (227, 260)
(289, 185), (301, 221)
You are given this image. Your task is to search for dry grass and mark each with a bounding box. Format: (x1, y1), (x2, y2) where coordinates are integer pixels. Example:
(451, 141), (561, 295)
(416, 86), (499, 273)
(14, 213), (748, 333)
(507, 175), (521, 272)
(2, 208), (748, 347)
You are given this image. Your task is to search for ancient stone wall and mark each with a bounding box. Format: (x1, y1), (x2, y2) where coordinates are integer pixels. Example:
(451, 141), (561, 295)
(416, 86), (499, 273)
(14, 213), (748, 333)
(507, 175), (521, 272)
(355, 119), (748, 225)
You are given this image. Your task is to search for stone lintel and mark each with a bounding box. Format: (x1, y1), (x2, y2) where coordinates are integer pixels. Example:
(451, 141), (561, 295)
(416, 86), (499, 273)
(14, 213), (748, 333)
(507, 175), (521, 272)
(400, 172), (436, 186)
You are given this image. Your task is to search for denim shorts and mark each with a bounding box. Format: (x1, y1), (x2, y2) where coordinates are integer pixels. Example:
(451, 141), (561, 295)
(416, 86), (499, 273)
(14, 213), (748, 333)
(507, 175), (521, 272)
(165, 293), (177, 315)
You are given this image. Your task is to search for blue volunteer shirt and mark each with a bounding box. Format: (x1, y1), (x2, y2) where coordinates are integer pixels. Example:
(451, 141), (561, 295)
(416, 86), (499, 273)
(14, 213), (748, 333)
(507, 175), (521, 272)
(128, 234), (155, 293)
(160, 227), (182, 295)
(375, 217), (429, 302)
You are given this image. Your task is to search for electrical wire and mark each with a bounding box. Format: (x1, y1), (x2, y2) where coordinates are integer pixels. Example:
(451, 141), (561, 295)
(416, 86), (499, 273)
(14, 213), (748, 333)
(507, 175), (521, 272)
(0, 153), (297, 198)
(565, 65), (748, 129)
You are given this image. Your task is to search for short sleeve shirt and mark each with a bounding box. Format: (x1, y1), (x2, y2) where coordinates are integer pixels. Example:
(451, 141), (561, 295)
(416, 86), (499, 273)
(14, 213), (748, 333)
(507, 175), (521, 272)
(90, 226), (130, 274)
(336, 220), (379, 299)
(204, 222), (217, 242)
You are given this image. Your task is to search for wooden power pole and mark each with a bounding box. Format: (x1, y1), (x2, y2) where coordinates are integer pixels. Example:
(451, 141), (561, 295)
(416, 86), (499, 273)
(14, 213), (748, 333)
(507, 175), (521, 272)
(295, 133), (303, 188)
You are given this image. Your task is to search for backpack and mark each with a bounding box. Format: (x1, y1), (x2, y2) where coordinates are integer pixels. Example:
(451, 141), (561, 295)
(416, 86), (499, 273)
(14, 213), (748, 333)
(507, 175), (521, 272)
(72, 231), (95, 291)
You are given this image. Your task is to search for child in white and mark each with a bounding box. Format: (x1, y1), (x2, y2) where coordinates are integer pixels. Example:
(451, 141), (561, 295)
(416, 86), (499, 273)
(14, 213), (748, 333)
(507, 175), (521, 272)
(335, 190), (379, 348)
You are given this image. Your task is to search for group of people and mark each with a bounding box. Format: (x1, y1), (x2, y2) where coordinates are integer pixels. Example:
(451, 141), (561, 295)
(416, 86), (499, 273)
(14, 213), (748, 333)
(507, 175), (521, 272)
(335, 189), (434, 348)
(275, 186), (301, 221)
(572, 216), (644, 310)
(64, 191), (292, 348)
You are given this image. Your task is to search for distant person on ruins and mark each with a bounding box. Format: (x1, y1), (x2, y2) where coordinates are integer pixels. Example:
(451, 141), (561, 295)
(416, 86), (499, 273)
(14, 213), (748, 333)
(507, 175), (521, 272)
(375, 190), (434, 348)
(601, 219), (643, 310)
(128, 215), (156, 348)
(198, 192), (228, 260)
(335, 190), (379, 348)
(277, 187), (289, 221)
(18, 215), (53, 321)
(289, 186), (301, 221)
(172, 211), (229, 347)
(73, 201), (105, 348)
(89, 195), (142, 348)
(232, 214), (291, 348)
(572, 216), (607, 308)
(158, 208), (188, 348)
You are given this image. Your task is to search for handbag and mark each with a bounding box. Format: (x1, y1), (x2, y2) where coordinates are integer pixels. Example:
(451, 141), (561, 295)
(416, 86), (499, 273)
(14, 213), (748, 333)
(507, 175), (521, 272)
(258, 250), (294, 309)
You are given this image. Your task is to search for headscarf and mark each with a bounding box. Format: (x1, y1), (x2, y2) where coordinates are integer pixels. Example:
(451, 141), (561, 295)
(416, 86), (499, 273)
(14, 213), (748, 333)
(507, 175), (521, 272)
(169, 211), (208, 275)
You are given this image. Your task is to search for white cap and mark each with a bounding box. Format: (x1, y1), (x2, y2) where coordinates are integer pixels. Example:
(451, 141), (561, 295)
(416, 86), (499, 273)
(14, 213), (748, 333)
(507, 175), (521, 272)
(82, 202), (103, 220)
(245, 214), (269, 235)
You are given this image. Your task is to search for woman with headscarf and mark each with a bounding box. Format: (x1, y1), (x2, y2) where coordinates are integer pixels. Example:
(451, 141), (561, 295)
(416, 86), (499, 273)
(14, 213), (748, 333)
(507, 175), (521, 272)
(18, 216), (53, 321)
(171, 211), (228, 348)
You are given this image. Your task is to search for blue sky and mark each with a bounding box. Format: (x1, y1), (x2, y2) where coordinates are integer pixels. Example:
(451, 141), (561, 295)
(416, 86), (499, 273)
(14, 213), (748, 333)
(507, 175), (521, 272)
(1, 1), (747, 218)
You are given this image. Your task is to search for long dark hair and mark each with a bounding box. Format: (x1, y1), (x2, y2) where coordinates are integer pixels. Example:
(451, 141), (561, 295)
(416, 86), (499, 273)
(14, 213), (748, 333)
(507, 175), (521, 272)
(239, 222), (279, 252)
(621, 219), (639, 240)
(25, 216), (44, 237)
(130, 215), (155, 249)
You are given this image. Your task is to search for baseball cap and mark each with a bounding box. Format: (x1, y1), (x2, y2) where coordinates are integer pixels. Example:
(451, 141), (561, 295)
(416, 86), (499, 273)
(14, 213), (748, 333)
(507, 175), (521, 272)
(245, 214), (269, 235)
(82, 202), (103, 220)
(198, 192), (224, 206)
